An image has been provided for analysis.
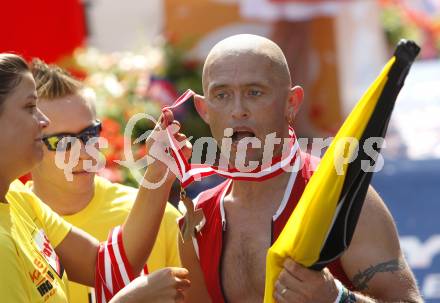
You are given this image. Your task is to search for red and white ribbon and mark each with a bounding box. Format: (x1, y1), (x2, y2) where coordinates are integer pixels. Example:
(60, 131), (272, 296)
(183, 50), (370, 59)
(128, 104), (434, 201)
(162, 90), (300, 188)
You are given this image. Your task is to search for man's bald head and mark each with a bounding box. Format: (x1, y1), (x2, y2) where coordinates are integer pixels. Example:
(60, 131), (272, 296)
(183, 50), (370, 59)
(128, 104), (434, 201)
(202, 34), (292, 92)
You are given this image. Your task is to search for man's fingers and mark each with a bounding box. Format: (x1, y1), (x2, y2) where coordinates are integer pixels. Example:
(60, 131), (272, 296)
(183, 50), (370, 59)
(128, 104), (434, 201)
(277, 268), (302, 291)
(283, 258), (317, 281)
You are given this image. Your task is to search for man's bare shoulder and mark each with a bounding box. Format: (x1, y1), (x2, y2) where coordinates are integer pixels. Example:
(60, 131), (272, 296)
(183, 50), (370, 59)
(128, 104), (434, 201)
(345, 187), (400, 257)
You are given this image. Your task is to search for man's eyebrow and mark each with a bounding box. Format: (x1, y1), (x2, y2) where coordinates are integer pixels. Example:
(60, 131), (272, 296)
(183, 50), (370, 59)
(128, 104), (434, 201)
(208, 82), (229, 91)
(245, 82), (270, 88)
(208, 81), (271, 91)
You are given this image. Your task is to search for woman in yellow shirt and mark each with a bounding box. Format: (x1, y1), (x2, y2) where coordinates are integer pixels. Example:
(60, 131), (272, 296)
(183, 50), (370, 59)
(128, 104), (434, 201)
(0, 53), (190, 302)
(26, 59), (183, 303)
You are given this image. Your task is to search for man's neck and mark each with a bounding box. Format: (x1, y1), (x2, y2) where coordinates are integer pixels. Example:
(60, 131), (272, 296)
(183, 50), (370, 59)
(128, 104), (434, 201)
(225, 138), (299, 207)
(227, 170), (293, 209)
(31, 178), (94, 216)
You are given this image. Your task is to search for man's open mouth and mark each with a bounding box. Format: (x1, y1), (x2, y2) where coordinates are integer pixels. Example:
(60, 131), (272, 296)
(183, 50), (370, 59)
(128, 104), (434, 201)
(231, 129), (256, 144)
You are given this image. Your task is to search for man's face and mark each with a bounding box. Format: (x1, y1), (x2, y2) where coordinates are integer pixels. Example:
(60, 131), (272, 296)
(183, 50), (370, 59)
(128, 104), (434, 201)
(202, 52), (292, 167)
(32, 94), (97, 193)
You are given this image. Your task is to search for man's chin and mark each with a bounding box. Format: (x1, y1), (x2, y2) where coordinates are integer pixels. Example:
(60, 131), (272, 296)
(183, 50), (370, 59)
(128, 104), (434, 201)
(228, 155), (263, 172)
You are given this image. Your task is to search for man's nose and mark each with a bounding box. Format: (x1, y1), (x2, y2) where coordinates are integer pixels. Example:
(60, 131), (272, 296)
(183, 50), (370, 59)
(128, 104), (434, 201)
(231, 96), (249, 120)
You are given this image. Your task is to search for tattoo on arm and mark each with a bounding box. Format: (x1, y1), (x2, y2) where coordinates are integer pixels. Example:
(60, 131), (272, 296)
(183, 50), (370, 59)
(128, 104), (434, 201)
(352, 258), (405, 291)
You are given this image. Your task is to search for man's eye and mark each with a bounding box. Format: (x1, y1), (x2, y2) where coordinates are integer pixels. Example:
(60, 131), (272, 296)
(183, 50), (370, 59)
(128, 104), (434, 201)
(215, 92), (228, 100)
(249, 89), (263, 97)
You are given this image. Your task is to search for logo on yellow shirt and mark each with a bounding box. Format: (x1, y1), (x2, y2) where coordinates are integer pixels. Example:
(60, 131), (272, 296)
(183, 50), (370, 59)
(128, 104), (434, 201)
(33, 229), (64, 278)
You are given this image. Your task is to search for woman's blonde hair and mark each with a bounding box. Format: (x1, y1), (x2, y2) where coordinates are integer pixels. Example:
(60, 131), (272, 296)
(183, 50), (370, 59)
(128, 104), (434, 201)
(31, 58), (83, 100)
(30, 59), (96, 115)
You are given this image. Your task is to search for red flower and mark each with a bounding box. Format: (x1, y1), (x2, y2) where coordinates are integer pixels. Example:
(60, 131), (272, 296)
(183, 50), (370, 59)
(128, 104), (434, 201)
(112, 135), (126, 151)
(102, 118), (121, 136)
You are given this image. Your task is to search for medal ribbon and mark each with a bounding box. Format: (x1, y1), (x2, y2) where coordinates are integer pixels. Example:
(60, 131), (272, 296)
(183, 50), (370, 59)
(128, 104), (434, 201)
(162, 89), (300, 188)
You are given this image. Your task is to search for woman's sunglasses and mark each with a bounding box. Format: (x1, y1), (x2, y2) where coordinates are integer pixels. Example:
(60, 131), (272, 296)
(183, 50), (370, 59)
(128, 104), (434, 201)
(42, 120), (102, 151)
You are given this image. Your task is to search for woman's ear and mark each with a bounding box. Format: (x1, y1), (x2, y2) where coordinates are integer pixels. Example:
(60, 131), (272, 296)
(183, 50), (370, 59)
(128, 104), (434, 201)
(194, 94), (210, 124)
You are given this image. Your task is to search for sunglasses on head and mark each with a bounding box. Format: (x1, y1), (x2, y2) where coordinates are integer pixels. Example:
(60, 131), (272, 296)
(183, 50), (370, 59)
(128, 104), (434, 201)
(42, 120), (102, 151)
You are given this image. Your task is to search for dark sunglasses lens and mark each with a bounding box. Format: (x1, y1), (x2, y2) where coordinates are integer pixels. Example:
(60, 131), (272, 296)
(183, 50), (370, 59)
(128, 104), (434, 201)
(43, 122), (101, 151)
(91, 124), (102, 136)
(43, 136), (74, 151)
(44, 136), (61, 151)
(79, 125), (101, 145)
(57, 137), (76, 151)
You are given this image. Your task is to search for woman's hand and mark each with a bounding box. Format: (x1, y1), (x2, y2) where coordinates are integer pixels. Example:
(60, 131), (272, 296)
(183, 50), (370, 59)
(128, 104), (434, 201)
(144, 108), (192, 187)
(110, 267), (191, 303)
(121, 108), (192, 283)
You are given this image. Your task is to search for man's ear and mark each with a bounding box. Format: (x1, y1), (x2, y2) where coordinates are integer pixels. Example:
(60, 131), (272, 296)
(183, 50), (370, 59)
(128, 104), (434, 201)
(194, 94), (210, 124)
(286, 86), (304, 119)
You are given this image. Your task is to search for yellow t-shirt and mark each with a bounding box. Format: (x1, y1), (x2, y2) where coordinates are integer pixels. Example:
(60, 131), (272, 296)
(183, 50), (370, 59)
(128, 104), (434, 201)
(28, 176), (182, 303)
(0, 180), (72, 303)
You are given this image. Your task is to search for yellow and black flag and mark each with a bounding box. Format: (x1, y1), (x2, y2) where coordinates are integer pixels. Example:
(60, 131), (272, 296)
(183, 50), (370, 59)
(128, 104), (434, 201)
(264, 40), (420, 303)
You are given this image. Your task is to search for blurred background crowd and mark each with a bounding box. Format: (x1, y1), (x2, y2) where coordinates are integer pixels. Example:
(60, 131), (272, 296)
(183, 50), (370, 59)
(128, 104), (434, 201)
(1, 0), (439, 301)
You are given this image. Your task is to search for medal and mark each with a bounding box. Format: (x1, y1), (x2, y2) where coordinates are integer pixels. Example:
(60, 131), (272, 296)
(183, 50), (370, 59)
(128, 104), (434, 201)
(179, 187), (204, 242)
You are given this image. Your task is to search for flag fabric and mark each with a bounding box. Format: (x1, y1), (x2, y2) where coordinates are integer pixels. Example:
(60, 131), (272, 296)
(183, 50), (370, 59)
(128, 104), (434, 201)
(263, 40), (420, 303)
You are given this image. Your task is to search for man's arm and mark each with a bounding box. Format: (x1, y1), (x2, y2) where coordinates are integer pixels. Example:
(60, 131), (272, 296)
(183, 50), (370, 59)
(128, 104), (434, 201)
(339, 187), (421, 302)
(178, 235), (212, 303)
(165, 205), (184, 267)
(274, 187), (422, 303)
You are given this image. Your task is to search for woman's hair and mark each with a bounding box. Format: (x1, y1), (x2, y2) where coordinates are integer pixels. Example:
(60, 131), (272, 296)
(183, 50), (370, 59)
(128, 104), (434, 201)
(31, 58), (83, 100)
(30, 59), (96, 116)
(0, 53), (30, 111)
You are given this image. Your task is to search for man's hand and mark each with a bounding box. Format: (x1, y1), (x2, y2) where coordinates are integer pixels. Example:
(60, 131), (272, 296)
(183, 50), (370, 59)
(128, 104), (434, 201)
(110, 267), (191, 303)
(274, 259), (339, 303)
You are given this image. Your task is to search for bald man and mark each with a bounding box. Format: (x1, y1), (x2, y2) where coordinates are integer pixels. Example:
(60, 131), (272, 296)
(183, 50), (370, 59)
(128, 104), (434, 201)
(179, 35), (421, 303)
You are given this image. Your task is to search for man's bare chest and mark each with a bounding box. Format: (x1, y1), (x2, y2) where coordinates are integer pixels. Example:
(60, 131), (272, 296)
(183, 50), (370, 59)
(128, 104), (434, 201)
(220, 209), (273, 302)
